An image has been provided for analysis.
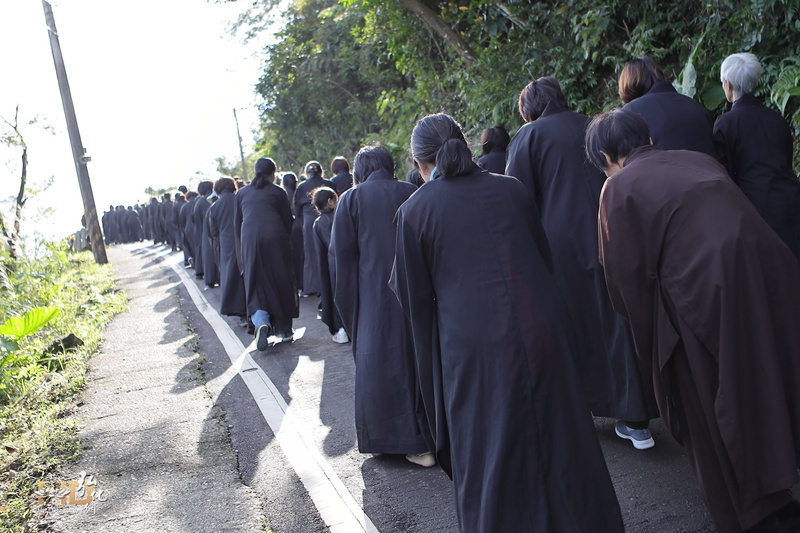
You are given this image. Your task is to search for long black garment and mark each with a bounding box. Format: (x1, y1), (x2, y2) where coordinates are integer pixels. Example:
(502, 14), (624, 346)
(207, 191), (246, 317)
(331, 169), (430, 455)
(331, 171), (353, 195)
(476, 150), (505, 174)
(389, 166), (623, 533)
(234, 183), (298, 321)
(505, 103), (658, 422)
(158, 200), (174, 246)
(201, 200), (220, 287)
(171, 198), (186, 252)
(179, 199), (196, 266)
(714, 92), (800, 261)
(123, 209), (143, 242)
(192, 194), (219, 284)
(312, 210), (343, 334)
(294, 175), (336, 295)
(623, 81), (718, 159)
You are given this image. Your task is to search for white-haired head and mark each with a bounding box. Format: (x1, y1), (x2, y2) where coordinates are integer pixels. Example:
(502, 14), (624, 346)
(720, 53), (762, 98)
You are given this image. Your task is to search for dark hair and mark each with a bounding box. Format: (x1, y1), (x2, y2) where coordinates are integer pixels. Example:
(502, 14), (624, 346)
(585, 109), (651, 171)
(251, 158), (277, 189)
(178, 185), (188, 193)
(163, 192), (171, 201)
(282, 172), (297, 191)
(312, 186), (338, 214)
(186, 191), (199, 200)
(618, 57), (668, 104)
(480, 125), (511, 155)
(353, 144), (394, 184)
(410, 113), (474, 179)
(518, 77), (569, 122)
(406, 168), (424, 188)
(330, 156), (350, 175)
(214, 177), (237, 195)
(305, 160), (323, 178)
(174, 193), (184, 202)
(197, 180), (214, 196)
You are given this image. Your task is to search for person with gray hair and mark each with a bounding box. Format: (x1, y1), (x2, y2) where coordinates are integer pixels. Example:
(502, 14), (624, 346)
(714, 52), (800, 261)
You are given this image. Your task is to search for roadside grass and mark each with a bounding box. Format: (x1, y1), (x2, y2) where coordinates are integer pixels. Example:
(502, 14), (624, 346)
(0, 245), (126, 533)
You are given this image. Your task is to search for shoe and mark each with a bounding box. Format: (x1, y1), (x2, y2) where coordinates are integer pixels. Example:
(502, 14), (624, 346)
(255, 324), (273, 351)
(278, 330), (294, 342)
(405, 452), (436, 468)
(236, 317), (248, 328)
(332, 328), (349, 344)
(615, 421), (655, 450)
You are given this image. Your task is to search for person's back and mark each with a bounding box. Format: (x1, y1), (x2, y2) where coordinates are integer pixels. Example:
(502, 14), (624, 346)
(624, 81), (717, 158)
(391, 113), (624, 533)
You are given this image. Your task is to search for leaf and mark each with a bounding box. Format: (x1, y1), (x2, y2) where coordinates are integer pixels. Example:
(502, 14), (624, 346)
(0, 307), (61, 339)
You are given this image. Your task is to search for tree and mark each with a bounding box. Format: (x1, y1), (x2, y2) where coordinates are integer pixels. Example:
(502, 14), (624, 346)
(1, 107), (31, 265)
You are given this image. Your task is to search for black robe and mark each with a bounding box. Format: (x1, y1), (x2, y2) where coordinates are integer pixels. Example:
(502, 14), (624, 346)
(201, 199), (220, 286)
(312, 210), (343, 334)
(294, 175), (336, 295)
(599, 146), (800, 532)
(476, 150), (506, 174)
(234, 183), (298, 322)
(157, 200), (174, 246)
(505, 103), (658, 422)
(179, 199), (197, 265)
(623, 81), (718, 159)
(331, 169), (430, 455)
(207, 191), (246, 317)
(331, 171), (353, 195)
(713, 92), (800, 261)
(191, 195), (212, 279)
(389, 166), (623, 533)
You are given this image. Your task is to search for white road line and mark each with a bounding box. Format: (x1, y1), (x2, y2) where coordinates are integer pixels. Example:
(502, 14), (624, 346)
(166, 254), (379, 533)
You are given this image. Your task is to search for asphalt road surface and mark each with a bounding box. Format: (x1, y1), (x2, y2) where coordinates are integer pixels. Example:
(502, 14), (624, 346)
(109, 242), (800, 532)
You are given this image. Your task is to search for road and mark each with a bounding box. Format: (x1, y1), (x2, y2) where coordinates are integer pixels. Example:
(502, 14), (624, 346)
(139, 242), (728, 532)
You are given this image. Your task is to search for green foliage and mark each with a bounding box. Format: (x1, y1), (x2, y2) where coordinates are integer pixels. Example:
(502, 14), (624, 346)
(240, 0), (800, 173)
(0, 307), (60, 340)
(0, 245), (125, 531)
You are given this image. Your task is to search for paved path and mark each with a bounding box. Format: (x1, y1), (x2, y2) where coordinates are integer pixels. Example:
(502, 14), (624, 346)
(44, 242), (800, 532)
(45, 245), (264, 532)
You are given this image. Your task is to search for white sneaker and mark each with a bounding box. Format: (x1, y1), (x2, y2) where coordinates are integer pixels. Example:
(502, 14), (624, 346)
(405, 452), (436, 467)
(332, 328), (350, 344)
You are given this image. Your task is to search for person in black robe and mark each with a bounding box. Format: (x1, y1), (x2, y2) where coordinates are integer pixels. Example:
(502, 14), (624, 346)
(294, 161), (335, 296)
(505, 77), (659, 447)
(139, 201), (152, 241)
(114, 206), (127, 243)
(331, 144), (433, 464)
(588, 109), (800, 533)
(171, 193), (186, 254)
(207, 178), (246, 318)
(619, 56), (718, 159)
(101, 205), (115, 245)
(191, 181), (214, 281)
(145, 198), (159, 244)
(201, 192), (220, 288)
(310, 187), (347, 343)
(282, 172), (304, 293)
(329, 156), (353, 195)
(124, 206), (143, 242)
(180, 191), (198, 268)
(476, 125), (509, 173)
(389, 113), (623, 532)
(714, 52), (800, 262)
(157, 193), (174, 248)
(234, 158), (298, 351)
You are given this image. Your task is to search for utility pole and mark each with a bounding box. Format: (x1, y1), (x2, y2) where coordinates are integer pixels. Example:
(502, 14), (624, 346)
(233, 108), (248, 182)
(42, 0), (107, 264)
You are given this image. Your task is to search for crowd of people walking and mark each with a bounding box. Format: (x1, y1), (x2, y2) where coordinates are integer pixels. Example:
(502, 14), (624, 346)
(103, 52), (800, 533)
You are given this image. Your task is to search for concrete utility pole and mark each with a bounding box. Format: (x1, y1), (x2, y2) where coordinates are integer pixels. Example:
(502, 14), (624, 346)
(233, 108), (248, 182)
(42, 0), (107, 264)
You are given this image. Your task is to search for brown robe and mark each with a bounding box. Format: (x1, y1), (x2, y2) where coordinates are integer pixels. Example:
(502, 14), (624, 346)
(598, 146), (800, 532)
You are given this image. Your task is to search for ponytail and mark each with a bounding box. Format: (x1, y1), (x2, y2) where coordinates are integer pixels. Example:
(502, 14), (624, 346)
(435, 138), (474, 179)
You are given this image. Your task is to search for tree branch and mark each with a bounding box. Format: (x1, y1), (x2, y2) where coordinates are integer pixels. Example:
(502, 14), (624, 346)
(397, 0), (477, 65)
